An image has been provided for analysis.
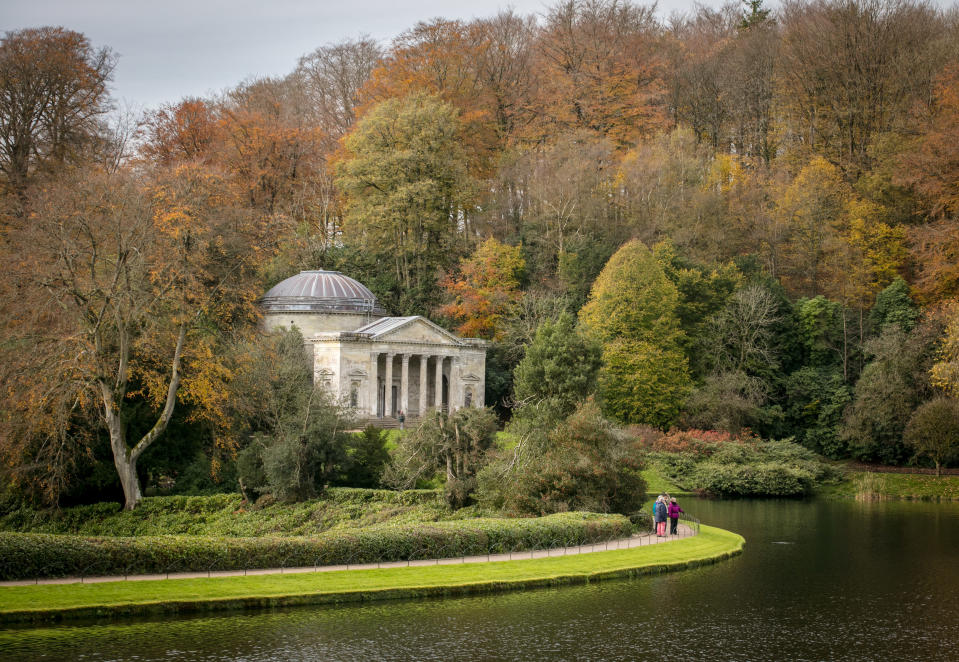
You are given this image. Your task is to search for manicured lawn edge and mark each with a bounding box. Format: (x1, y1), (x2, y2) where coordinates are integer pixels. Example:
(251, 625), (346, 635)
(815, 471), (959, 501)
(0, 525), (744, 624)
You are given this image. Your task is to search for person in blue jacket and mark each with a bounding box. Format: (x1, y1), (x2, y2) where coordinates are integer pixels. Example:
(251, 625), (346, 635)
(654, 495), (668, 537)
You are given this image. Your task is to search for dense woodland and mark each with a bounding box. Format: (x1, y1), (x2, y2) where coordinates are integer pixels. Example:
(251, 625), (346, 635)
(3, 0), (959, 509)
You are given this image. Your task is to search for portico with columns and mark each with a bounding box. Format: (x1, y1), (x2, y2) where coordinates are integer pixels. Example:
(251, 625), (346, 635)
(312, 317), (486, 420)
(261, 271), (486, 424)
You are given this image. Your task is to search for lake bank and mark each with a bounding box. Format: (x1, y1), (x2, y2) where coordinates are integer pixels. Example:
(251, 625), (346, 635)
(0, 524), (743, 624)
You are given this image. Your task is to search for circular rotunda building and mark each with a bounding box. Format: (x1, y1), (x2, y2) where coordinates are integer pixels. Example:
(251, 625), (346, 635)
(261, 270), (387, 336)
(260, 271), (486, 424)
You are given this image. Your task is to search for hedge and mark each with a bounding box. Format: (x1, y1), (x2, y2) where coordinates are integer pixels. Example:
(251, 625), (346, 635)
(0, 512), (632, 581)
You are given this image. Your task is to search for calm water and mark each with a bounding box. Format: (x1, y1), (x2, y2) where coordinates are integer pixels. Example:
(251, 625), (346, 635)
(1, 498), (958, 661)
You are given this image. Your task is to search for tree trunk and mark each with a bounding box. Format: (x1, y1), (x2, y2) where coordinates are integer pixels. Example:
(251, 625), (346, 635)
(100, 384), (142, 511)
(115, 449), (143, 511)
(102, 323), (188, 510)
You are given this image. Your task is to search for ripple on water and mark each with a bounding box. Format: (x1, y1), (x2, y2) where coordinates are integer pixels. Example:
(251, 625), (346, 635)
(2, 499), (958, 662)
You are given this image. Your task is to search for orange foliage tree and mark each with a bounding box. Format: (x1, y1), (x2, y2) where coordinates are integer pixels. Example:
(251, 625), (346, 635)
(529, 0), (667, 149)
(0, 27), (115, 194)
(0, 164), (266, 509)
(439, 238), (525, 340)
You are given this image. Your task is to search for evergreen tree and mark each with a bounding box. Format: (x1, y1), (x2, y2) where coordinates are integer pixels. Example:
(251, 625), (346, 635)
(513, 312), (601, 417)
(869, 277), (918, 334)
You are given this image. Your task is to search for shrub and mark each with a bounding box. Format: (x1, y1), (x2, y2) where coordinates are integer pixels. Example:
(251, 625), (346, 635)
(0, 512), (632, 580)
(490, 400), (647, 516)
(649, 434), (837, 497)
(339, 426), (390, 488)
(0, 490), (450, 538)
(628, 510), (653, 532)
(691, 462), (817, 497)
(649, 429), (752, 457)
(385, 408), (499, 508)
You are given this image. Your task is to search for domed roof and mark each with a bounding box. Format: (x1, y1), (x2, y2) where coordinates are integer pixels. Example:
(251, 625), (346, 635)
(260, 270), (387, 315)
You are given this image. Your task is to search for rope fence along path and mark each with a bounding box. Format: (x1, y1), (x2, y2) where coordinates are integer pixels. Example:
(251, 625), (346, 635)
(1, 522), (699, 587)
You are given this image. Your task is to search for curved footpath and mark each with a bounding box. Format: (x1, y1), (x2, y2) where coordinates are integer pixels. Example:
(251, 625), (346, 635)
(0, 524), (744, 624)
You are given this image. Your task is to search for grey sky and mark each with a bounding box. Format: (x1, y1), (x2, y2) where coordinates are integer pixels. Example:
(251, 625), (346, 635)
(6, 0), (728, 111)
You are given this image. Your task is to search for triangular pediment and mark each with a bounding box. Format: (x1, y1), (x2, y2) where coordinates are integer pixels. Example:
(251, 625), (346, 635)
(363, 316), (462, 345)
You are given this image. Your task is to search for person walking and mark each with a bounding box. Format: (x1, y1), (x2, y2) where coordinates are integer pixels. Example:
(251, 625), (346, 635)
(398, 410), (405, 430)
(668, 497), (684, 535)
(654, 495), (668, 537)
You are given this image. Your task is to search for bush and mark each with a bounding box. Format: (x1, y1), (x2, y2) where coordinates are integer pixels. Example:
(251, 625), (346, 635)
(0, 489), (456, 538)
(647, 429), (751, 457)
(649, 433), (838, 497)
(339, 426), (390, 488)
(487, 400), (647, 516)
(0, 511), (632, 580)
(385, 408), (499, 508)
(691, 462), (817, 497)
(628, 510), (653, 532)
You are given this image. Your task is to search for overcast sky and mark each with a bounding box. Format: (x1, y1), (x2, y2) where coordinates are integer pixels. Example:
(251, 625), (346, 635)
(2, 0), (737, 112)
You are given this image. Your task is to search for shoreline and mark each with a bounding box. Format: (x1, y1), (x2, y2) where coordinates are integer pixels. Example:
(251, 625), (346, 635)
(0, 525), (744, 624)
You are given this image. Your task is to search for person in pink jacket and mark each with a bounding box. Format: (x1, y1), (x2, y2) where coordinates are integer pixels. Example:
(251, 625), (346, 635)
(667, 498), (683, 535)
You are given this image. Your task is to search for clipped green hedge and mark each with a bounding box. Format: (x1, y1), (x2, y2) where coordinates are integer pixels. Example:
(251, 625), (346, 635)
(0, 512), (632, 581)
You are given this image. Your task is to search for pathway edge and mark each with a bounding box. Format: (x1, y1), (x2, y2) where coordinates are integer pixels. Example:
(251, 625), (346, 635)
(0, 525), (744, 624)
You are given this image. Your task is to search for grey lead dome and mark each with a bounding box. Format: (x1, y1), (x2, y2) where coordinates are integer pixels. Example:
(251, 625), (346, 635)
(260, 270), (387, 315)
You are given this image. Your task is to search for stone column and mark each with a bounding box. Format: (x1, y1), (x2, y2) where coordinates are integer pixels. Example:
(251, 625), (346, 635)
(419, 354), (429, 416)
(384, 352), (394, 417)
(450, 357), (460, 412)
(368, 352), (379, 417)
(434, 355), (444, 409)
(400, 353), (410, 416)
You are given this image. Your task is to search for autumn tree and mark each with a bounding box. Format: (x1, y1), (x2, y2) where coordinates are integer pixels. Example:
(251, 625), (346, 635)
(899, 66), (959, 303)
(776, 0), (945, 175)
(0, 165), (263, 509)
(518, 131), (622, 281)
(140, 98), (219, 166)
(336, 92), (475, 314)
(773, 157), (849, 297)
(722, 0), (777, 164)
(295, 37), (382, 139)
(666, 5), (738, 149)
(931, 301), (959, 397)
(472, 10), (538, 143)
(579, 239), (691, 427)
(531, 0), (666, 148)
(618, 128), (731, 259)
(439, 237), (525, 340)
(0, 27), (115, 195)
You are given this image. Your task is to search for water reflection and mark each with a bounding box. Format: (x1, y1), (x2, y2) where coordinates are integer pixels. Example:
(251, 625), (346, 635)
(1, 499), (957, 661)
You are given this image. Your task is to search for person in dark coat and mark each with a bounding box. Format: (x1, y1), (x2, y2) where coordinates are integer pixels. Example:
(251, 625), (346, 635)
(654, 495), (668, 537)
(668, 497), (684, 535)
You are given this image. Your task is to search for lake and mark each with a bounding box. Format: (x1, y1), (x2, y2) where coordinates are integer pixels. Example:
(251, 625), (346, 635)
(1, 498), (957, 661)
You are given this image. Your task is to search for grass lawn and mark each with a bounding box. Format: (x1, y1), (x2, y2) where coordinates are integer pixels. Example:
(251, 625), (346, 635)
(0, 525), (743, 623)
(817, 471), (959, 500)
(642, 467), (694, 496)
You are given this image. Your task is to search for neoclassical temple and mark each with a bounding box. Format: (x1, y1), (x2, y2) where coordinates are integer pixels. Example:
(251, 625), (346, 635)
(260, 271), (486, 422)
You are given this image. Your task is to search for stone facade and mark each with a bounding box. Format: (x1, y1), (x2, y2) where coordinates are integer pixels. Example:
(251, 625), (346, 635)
(261, 271), (486, 420)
